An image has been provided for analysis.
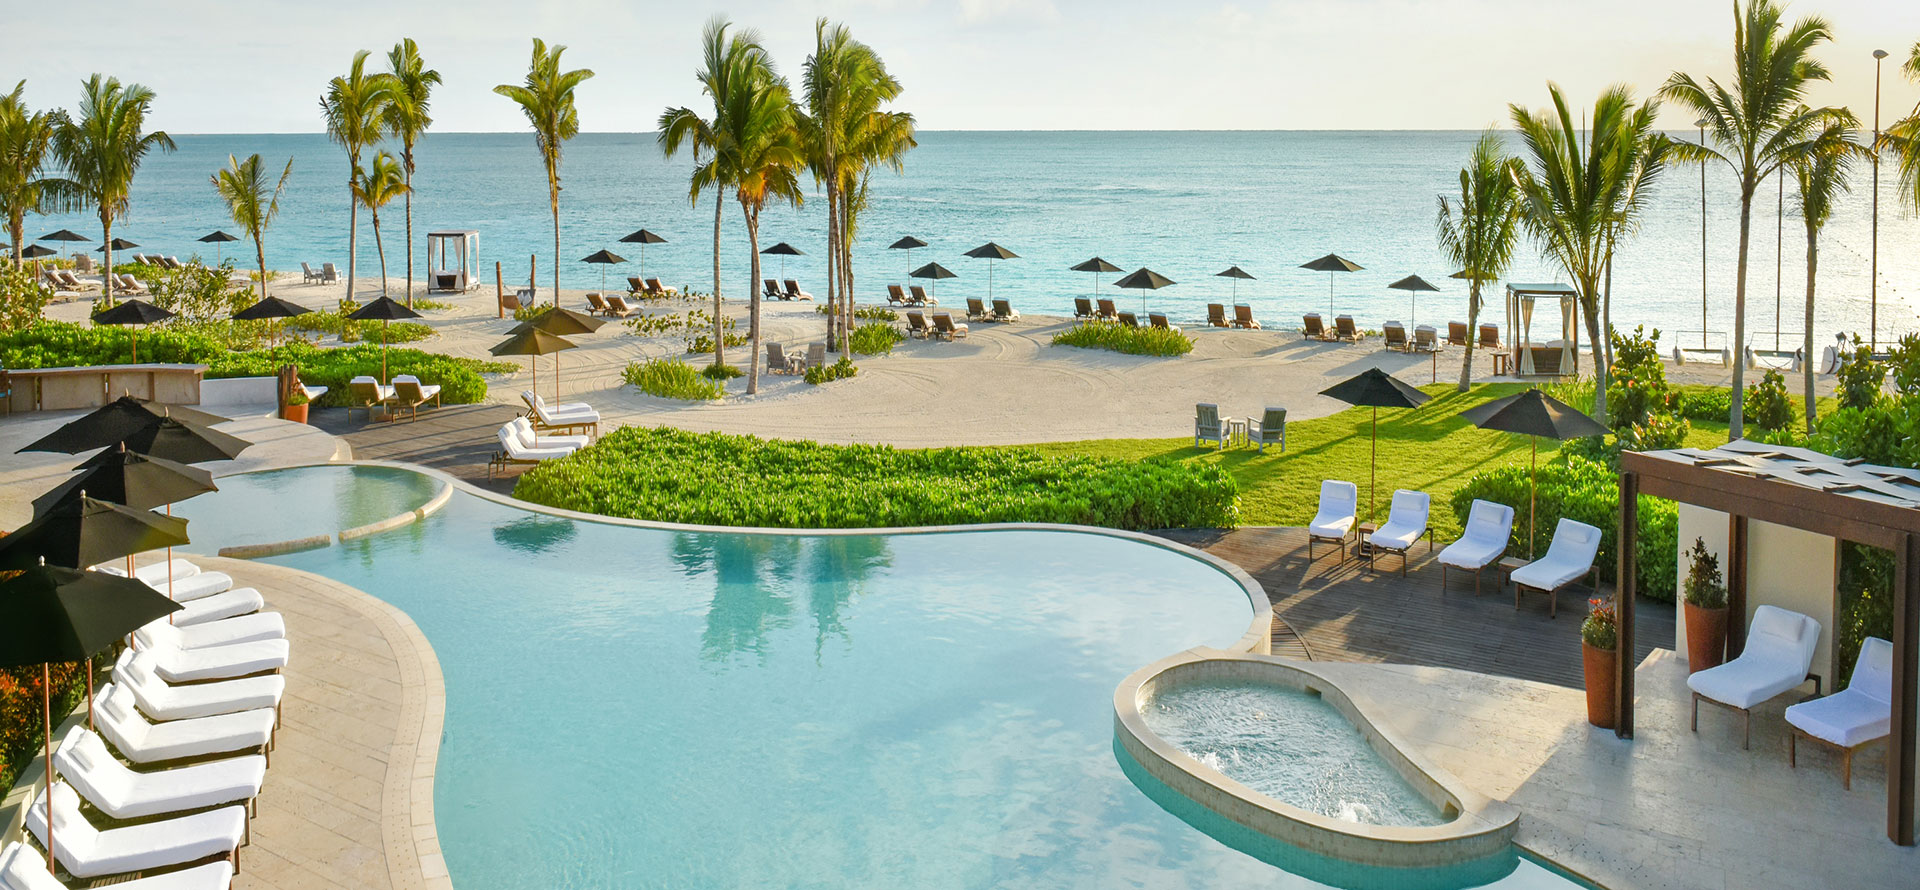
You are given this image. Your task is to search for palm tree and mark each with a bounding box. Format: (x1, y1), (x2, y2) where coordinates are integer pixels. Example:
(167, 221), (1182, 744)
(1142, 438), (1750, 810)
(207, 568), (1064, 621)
(495, 38), (593, 308)
(1882, 42), (1920, 214)
(383, 39), (441, 307)
(720, 48), (804, 394)
(352, 152), (410, 298)
(320, 50), (393, 306)
(1509, 84), (1661, 424)
(1660, 0), (1835, 440)
(1790, 117), (1863, 433)
(661, 16), (751, 369)
(0, 82), (76, 268)
(52, 75), (174, 301)
(1435, 130), (1523, 393)
(210, 153), (294, 302)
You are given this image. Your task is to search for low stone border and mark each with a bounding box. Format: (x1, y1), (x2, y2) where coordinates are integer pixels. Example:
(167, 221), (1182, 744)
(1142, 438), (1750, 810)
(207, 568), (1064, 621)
(219, 534), (333, 559)
(212, 479), (453, 560)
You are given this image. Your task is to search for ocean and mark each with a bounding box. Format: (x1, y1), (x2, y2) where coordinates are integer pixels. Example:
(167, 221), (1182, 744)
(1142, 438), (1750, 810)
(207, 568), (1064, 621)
(22, 130), (1920, 351)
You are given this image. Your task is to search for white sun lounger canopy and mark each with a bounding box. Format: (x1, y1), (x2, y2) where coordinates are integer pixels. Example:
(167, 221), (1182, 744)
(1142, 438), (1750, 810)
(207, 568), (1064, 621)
(427, 230), (480, 294)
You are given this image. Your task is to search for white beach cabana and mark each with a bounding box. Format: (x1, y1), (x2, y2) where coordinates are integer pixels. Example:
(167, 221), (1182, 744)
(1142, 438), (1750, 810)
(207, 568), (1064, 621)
(426, 231), (479, 294)
(1504, 283), (1578, 377)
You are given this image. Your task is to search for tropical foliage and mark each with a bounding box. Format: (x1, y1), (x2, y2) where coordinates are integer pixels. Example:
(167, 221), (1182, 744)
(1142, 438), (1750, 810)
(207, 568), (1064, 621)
(659, 18), (740, 367)
(495, 38), (593, 308)
(1434, 129), (1521, 392)
(803, 355), (858, 384)
(52, 75), (174, 299)
(0, 81), (74, 267)
(0, 663), (86, 793)
(623, 358), (723, 400)
(320, 50), (393, 303)
(1790, 119), (1861, 430)
(1051, 320), (1193, 356)
(209, 153), (293, 302)
(847, 321), (902, 355)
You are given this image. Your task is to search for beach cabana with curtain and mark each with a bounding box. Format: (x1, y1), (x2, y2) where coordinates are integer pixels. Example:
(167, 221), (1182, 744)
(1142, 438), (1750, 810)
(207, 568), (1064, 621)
(426, 230), (480, 293)
(1504, 283), (1578, 377)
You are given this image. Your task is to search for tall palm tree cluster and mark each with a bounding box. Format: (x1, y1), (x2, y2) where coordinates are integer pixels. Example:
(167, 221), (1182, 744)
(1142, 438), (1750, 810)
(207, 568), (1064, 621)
(319, 40), (441, 305)
(660, 16), (915, 393)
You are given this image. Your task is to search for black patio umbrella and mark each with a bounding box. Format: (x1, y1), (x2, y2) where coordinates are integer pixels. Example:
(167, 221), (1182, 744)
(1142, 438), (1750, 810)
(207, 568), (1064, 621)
(760, 242), (803, 283)
(0, 562), (182, 873)
(94, 238), (139, 252)
(619, 229), (667, 277)
(1113, 267), (1175, 315)
(103, 417), (250, 465)
(1320, 367), (1432, 522)
(20, 244), (56, 260)
(1388, 275), (1441, 327)
(38, 229), (89, 247)
(1301, 253), (1365, 316)
(489, 327), (576, 400)
(1216, 265), (1256, 302)
(32, 449), (216, 518)
(512, 306), (605, 400)
(1070, 257), (1123, 300)
(16, 396), (221, 455)
(909, 261), (957, 299)
(346, 296), (424, 384)
(232, 296), (312, 346)
(580, 249), (627, 295)
(91, 299), (175, 363)
(1458, 388), (1608, 558)
(198, 230), (239, 264)
(0, 492), (189, 573)
(889, 236), (928, 277)
(963, 242), (1018, 301)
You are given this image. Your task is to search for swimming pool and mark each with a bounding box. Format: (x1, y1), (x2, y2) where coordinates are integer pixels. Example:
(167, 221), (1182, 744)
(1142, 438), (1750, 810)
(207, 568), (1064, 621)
(171, 464), (440, 550)
(188, 465), (1589, 889)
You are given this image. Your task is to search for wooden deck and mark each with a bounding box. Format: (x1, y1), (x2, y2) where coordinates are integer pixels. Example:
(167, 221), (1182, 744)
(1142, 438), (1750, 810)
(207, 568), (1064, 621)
(311, 404), (525, 493)
(1157, 526), (1675, 689)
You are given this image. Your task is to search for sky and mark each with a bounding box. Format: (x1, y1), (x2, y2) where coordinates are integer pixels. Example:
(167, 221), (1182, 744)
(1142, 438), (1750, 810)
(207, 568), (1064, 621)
(8, 0), (1920, 133)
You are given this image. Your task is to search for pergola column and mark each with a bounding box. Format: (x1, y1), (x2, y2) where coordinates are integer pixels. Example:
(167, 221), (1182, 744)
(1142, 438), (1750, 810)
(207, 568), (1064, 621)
(1895, 532), (1918, 845)
(1727, 515), (1749, 660)
(1617, 471), (1638, 738)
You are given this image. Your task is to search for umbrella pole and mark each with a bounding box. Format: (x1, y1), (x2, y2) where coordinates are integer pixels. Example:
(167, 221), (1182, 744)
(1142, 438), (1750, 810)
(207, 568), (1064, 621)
(1530, 438), (1538, 559)
(1370, 407), (1378, 524)
(382, 320), (390, 385)
(42, 662), (55, 873)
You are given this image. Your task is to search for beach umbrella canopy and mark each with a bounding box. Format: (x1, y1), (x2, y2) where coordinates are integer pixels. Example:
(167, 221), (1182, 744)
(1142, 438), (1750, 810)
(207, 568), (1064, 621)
(580, 249), (627, 294)
(1070, 257), (1123, 299)
(18, 404), (248, 463)
(231, 295), (312, 321)
(1216, 265), (1256, 301)
(1457, 388), (1607, 558)
(1388, 275), (1441, 326)
(760, 242), (803, 281)
(889, 236), (927, 276)
(909, 261), (957, 298)
(1113, 267), (1175, 314)
(16, 396), (223, 455)
(198, 230), (239, 263)
(489, 327), (577, 401)
(1301, 253), (1364, 316)
(38, 229), (89, 245)
(31, 450), (215, 518)
(20, 244), (55, 259)
(1320, 367), (1431, 522)
(0, 493), (189, 572)
(91, 299), (174, 364)
(347, 296), (424, 383)
(512, 306), (606, 336)
(964, 242), (1018, 300)
(619, 229), (666, 276)
(93, 238), (139, 252)
(104, 417), (250, 465)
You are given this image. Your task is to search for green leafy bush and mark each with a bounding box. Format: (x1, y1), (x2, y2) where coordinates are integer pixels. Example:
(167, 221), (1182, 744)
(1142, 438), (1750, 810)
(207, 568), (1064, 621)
(513, 426), (1240, 530)
(1834, 337), (1885, 410)
(1449, 453), (1678, 601)
(817, 304), (898, 321)
(409, 298), (455, 311)
(1683, 538), (1727, 609)
(1052, 321), (1193, 357)
(849, 322), (903, 356)
(287, 310), (433, 344)
(1744, 369), (1794, 432)
(623, 358), (723, 400)
(1606, 326), (1669, 431)
(700, 362), (743, 381)
(804, 356), (859, 385)
(143, 260), (250, 323)
(1675, 387), (1732, 422)
(0, 264), (53, 333)
(687, 331), (748, 354)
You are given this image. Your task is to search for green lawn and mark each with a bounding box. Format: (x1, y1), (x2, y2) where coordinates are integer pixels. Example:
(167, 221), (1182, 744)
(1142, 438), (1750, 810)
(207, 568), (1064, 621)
(1030, 383), (1730, 538)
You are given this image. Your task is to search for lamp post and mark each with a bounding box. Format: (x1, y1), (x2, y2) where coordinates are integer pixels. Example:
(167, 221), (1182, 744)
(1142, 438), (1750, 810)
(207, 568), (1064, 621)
(1872, 49), (1888, 351)
(1697, 118), (1710, 350)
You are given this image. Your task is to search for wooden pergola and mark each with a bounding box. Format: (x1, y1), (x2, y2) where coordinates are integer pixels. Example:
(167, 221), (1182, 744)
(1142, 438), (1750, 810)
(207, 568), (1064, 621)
(1618, 441), (1920, 845)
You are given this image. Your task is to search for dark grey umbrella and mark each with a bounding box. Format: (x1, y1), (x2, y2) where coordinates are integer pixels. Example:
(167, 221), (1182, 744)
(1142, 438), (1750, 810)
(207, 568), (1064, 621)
(1320, 368), (1431, 522)
(760, 242), (803, 282)
(1458, 388), (1607, 557)
(1113, 267), (1175, 315)
(1301, 253), (1365, 316)
(233, 296), (312, 346)
(964, 242), (1018, 301)
(489, 327), (577, 400)
(1388, 274), (1441, 327)
(889, 236), (928, 277)
(1215, 265), (1256, 302)
(38, 229), (88, 245)
(198, 231), (239, 264)
(32, 449), (216, 518)
(909, 262), (957, 299)
(347, 296), (425, 383)
(1070, 257), (1122, 299)
(16, 396), (227, 454)
(580, 249), (627, 295)
(0, 493), (190, 572)
(94, 238), (139, 252)
(619, 230), (666, 276)
(512, 306), (604, 398)
(92, 299), (175, 363)
(20, 244), (55, 259)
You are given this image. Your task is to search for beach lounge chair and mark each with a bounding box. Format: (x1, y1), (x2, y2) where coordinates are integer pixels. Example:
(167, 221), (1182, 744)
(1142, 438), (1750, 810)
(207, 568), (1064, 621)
(1148, 312), (1177, 333)
(1689, 605), (1822, 749)
(887, 285), (910, 306)
(767, 342), (803, 375)
(1075, 298), (1096, 320)
(40, 268), (67, 290)
(1787, 637), (1893, 788)
(114, 649), (284, 722)
(1307, 481), (1358, 561)
(807, 342), (826, 370)
(520, 390), (599, 436)
(489, 421), (578, 480)
(116, 273), (149, 295)
(173, 588), (265, 627)
(1233, 304), (1261, 329)
(993, 299), (1020, 323)
(301, 262), (322, 284)
(508, 417), (587, 450)
(763, 279), (782, 300)
(1478, 324), (1501, 350)
(966, 298), (990, 321)
(931, 312), (968, 341)
(347, 375), (395, 423)
(1194, 404), (1227, 450)
(1208, 304), (1230, 328)
(24, 782), (246, 880)
(55, 727), (266, 820)
(94, 563), (229, 603)
(1250, 406), (1286, 453)
(1116, 311), (1139, 327)
(783, 280), (814, 301)
(137, 613), (287, 651)
(603, 294), (636, 317)
(161, 256), (183, 270)
(390, 375), (441, 420)
(1334, 315), (1361, 342)
(1447, 321), (1469, 347)
(94, 683), (274, 765)
(59, 270), (96, 291)
(586, 292), (613, 315)
(1437, 499), (1516, 594)
(95, 558), (200, 586)
(134, 629), (287, 683)
(1303, 313), (1330, 341)
(1, 840), (235, 890)
(905, 311), (931, 339)
(1366, 489), (1431, 574)
(320, 262), (340, 283)
(73, 254), (92, 273)
(909, 285), (937, 306)
(1414, 325), (1440, 353)
(626, 276), (647, 295)
(645, 278), (677, 297)
(1508, 518), (1601, 618)
(1382, 321), (1409, 352)
(1096, 299), (1118, 320)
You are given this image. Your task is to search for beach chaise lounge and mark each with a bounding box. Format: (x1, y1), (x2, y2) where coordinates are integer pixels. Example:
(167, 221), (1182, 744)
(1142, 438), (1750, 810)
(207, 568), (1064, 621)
(1233, 304), (1261, 329)
(1689, 605), (1822, 749)
(1303, 313), (1330, 341)
(162, 256), (184, 270)
(507, 417), (587, 450)
(489, 420), (579, 480)
(909, 285), (938, 306)
(1479, 324), (1501, 350)
(173, 588), (265, 627)
(2, 840), (235, 890)
(1437, 499), (1515, 594)
(114, 650), (284, 722)
(391, 375), (442, 421)
(905, 311), (931, 338)
(604, 294), (636, 317)
(586, 292), (613, 315)
(1786, 636), (1893, 787)
(1249, 406), (1286, 454)
(625, 276), (646, 295)
(1334, 315), (1361, 342)
(931, 313), (968, 341)
(645, 278), (677, 297)
(767, 342), (803, 375)
(1414, 325), (1440, 353)
(888, 285), (910, 306)
(783, 280), (814, 301)
(1208, 304), (1230, 328)
(1447, 321), (1469, 347)
(1194, 403), (1227, 450)
(24, 782), (246, 880)
(1148, 312), (1177, 333)
(1508, 518), (1601, 618)
(94, 683), (274, 764)
(117, 274), (149, 295)
(1366, 489), (1431, 574)
(95, 558), (199, 585)
(40, 268), (67, 290)
(55, 727), (266, 821)
(1075, 298), (1095, 320)
(321, 262), (340, 283)
(966, 298), (990, 321)
(1307, 481), (1358, 561)
(134, 630), (287, 683)
(135, 571), (232, 603)
(137, 612), (286, 651)
(520, 391), (599, 436)
(59, 270), (96, 291)
(1382, 321), (1409, 352)
(762, 279), (782, 300)
(1116, 311), (1139, 327)
(347, 376), (395, 423)
(993, 299), (1020, 323)
(807, 343), (826, 370)
(1096, 299), (1118, 320)
(301, 262), (322, 284)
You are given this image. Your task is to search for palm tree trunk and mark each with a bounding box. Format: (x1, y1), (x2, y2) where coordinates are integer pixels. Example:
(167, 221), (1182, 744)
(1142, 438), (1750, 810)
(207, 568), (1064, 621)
(372, 208), (388, 297)
(1730, 188), (1754, 441)
(1602, 246), (1616, 373)
(346, 163), (358, 307)
(744, 203), (763, 394)
(824, 176), (838, 350)
(1457, 281), (1479, 392)
(100, 214), (113, 301)
(711, 185), (724, 368)
(402, 147), (414, 307)
(1803, 225), (1818, 434)
(8, 213), (23, 269)
(1582, 293), (1608, 425)
(840, 195), (855, 354)
(255, 236), (268, 302)
(548, 160), (560, 308)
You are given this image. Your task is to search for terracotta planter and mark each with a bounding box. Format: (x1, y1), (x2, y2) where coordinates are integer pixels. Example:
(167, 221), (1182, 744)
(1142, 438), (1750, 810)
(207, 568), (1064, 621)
(1684, 603), (1728, 674)
(1582, 642), (1617, 729)
(281, 403), (309, 424)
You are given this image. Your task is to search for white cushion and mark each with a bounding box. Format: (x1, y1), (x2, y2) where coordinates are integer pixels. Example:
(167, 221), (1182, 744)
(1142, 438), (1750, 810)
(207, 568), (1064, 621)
(1367, 490), (1429, 550)
(1688, 605), (1820, 710)
(95, 683), (275, 764)
(139, 570), (232, 603)
(138, 612), (285, 650)
(1785, 638), (1893, 748)
(24, 782), (244, 879)
(1509, 518), (1601, 590)
(1438, 500), (1514, 570)
(55, 728), (265, 819)
(1309, 480), (1357, 539)
(173, 587), (263, 626)
(1, 842), (233, 890)
(145, 636), (288, 683)
(114, 650), (284, 721)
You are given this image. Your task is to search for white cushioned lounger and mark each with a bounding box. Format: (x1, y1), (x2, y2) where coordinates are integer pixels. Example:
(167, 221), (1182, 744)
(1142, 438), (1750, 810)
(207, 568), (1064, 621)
(144, 571), (234, 603)
(114, 651), (284, 721)
(1786, 637), (1894, 787)
(1307, 480), (1358, 560)
(1509, 518), (1602, 617)
(24, 782), (245, 879)
(1687, 604), (1821, 748)
(95, 683), (274, 764)
(172, 588), (264, 627)
(137, 633), (287, 683)
(2, 841), (235, 890)
(56, 727), (266, 819)
(1365, 489), (1431, 573)
(94, 559), (200, 585)
(138, 612), (285, 650)
(1438, 499), (1515, 593)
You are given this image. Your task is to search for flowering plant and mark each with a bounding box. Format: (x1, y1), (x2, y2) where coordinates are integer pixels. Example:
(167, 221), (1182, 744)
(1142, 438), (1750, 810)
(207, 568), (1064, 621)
(1581, 597), (1618, 650)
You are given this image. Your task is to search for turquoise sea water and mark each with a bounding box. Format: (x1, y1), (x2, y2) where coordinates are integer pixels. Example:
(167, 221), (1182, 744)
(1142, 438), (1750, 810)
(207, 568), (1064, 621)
(22, 131), (1919, 351)
(174, 465), (1588, 889)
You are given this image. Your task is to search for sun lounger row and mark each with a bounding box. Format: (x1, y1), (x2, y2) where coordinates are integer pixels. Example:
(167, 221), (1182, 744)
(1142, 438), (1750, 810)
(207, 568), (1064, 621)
(625, 277), (677, 298)
(491, 394), (599, 478)
(346, 375), (441, 423)
(761, 279), (812, 301)
(964, 298), (1021, 323)
(586, 293), (639, 317)
(886, 285), (938, 307)
(904, 311), (967, 341)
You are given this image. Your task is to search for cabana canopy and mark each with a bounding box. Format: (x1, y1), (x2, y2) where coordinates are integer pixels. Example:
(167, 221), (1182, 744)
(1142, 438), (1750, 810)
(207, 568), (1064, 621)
(1505, 283), (1578, 378)
(427, 230), (480, 294)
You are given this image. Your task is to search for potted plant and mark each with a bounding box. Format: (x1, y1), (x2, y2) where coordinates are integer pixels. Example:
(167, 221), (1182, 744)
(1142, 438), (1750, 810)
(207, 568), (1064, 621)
(282, 386), (310, 424)
(1682, 537), (1729, 673)
(1581, 597), (1618, 729)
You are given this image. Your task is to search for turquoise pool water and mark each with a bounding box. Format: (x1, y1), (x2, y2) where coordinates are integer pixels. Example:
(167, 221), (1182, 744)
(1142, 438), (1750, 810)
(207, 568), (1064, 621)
(195, 466), (1590, 889)
(172, 465), (440, 551)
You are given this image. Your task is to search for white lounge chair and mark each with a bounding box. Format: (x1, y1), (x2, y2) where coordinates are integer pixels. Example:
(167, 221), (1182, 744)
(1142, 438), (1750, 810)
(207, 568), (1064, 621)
(1194, 403), (1227, 450)
(1437, 499), (1516, 594)
(95, 683), (274, 765)
(172, 587), (264, 626)
(55, 728), (266, 820)
(1508, 518), (1601, 618)
(1786, 637), (1893, 788)
(348, 375), (396, 423)
(137, 612), (285, 650)
(520, 390), (599, 436)
(2, 841), (234, 890)
(135, 631), (287, 683)
(94, 559), (200, 586)
(1688, 604), (1822, 749)
(490, 420), (579, 480)
(113, 650), (283, 722)
(24, 782), (245, 879)
(1365, 489), (1431, 574)
(509, 416), (588, 450)
(1307, 480), (1358, 562)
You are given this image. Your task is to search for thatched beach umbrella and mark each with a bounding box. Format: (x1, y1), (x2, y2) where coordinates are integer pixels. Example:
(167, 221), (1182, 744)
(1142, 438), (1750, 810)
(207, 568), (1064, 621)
(91, 299), (174, 364)
(1070, 257), (1122, 299)
(1388, 274), (1441, 327)
(1113, 267), (1175, 315)
(580, 249), (627, 295)
(909, 261), (956, 299)
(490, 327), (576, 400)
(346, 296), (423, 384)
(1215, 265), (1256, 302)
(889, 236), (927, 277)
(1320, 368), (1431, 523)
(963, 242), (1018, 301)
(1457, 389), (1607, 558)
(618, 229), (667, 277)
(1301, 253), (1364, 316)
(761, 242), (803, 282)
(197, 231), (239, 264)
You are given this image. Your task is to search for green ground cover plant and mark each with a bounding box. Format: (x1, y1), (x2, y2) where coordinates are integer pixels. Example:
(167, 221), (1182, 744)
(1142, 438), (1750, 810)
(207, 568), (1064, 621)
(1051, 321), (1193, 356)
(623, 359), (724, 400)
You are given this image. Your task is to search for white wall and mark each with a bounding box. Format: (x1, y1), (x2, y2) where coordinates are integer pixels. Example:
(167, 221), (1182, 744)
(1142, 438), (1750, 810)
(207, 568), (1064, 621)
(198, 376), (275, 413)
(1674, 504), (1731, 660)
(1673, 504), (1840, 683)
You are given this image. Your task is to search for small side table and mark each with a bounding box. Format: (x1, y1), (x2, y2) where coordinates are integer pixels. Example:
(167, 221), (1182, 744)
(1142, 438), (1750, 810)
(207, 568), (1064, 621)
(1354, 523), (1378, 559)
(1497, 556), (1528, 589)
(1491, 352), (1511, 377)
(1226, 417), (1249, 448)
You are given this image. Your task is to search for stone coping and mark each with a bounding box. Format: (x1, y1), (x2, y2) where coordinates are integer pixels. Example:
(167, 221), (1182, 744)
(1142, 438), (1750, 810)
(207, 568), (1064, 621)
(1113, 648), (1519, 869)
(213, 479), (453, 560)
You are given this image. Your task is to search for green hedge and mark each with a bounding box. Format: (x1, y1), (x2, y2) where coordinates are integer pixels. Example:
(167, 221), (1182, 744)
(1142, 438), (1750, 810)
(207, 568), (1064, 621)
(514, 426), (1240, 530)
(1449, 453), (1678, 601)
(1051, 321), (1193, 356)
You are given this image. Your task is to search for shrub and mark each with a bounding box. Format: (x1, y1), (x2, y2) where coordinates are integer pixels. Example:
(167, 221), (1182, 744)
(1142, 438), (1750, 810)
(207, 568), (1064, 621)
(699, 362), (743, 381)
(687, 332), (749, 354)
(805, 356), (859, 385)
(0, 264), (53, 333)
(1834, 337), (1885, 410)
(848, 322), (903, 356)
(623, 358), (723, 400)
(286, 310), (433, 344)
(0, 662), (85, 792)
(624, 312), (681, 337)
(816, 304), (898, 322)
(513, 426), (1240, 530)
(1581, 598), (1618, 650)
(1744, 369), (1794, 432)
(409, 298), (455, 311)
(1682, 538), (1727, 609)
(1674, 386), (1733, 422)
(1618, 412), (1691, 452)
(1051, 321), (1193, 357)
(1606, 326), (1669, 431)
(143, 260), (250, 323)
(1806, 395), (1920, 470)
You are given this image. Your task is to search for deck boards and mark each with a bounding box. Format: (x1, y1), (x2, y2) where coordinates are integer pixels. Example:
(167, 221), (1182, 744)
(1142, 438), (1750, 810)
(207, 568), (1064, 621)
(311, 404), (525, 493)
